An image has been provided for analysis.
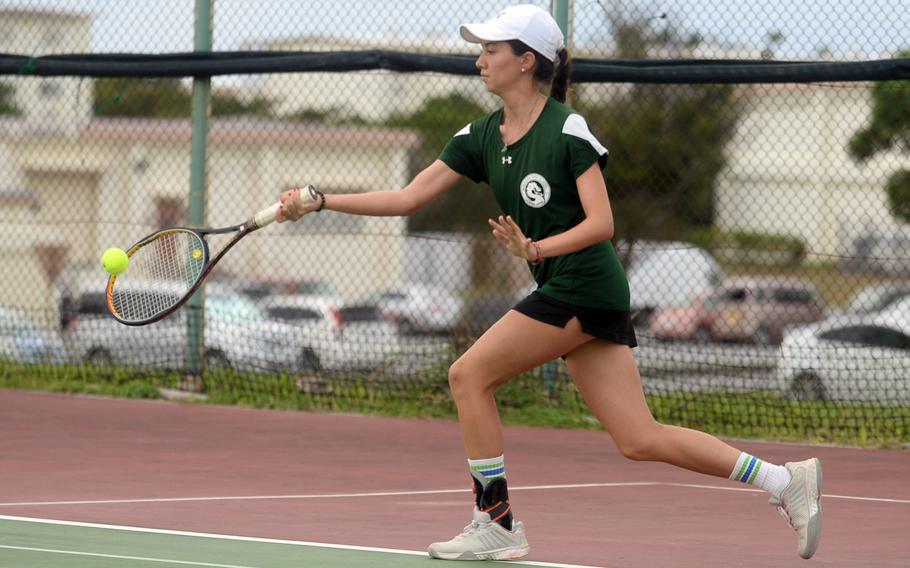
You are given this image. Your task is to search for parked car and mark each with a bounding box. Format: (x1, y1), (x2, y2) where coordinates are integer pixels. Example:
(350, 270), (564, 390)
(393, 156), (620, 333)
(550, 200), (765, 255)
(776, 313), (910, 403)
(648, 290), (715, 342)
(844, 283), (910, 315)
(258, 295), (400, 371)
(0, 306), (67, 364)
(223, 274), (336, 303)
(361, 285), (464, 335)
(64, 284), (318, 373)
(619, 240), (724, 326)
(651, 277), (825, 345)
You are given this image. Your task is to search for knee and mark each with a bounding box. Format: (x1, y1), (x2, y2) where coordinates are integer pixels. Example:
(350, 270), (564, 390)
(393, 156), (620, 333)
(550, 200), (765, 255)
(447, 359), (492, 402)
(614, 423), (664, 462)
(447, 359), (471, 401)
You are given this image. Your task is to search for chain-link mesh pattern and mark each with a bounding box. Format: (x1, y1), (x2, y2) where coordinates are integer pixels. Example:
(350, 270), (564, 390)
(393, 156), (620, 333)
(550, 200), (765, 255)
(1, 1), (909, 445)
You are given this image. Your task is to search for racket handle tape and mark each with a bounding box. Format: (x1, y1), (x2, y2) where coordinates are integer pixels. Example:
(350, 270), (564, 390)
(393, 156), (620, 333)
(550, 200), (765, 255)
(249, 185), (321, 229)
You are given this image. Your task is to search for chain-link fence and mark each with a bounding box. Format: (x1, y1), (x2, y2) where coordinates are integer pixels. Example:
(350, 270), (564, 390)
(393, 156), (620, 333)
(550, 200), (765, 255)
(1, 1), (909, 445)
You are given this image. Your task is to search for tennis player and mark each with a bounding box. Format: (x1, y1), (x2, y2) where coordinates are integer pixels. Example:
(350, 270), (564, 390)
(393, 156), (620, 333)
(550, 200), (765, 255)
(277, 4), (822, 562)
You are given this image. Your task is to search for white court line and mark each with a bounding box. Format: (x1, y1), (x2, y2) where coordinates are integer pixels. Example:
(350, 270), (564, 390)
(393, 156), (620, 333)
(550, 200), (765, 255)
(0, 515), (604, 568)
(0, 482), (658, 507)
(661, 482), (910, 504)
(0, 545), (259, 568)
(0, 480), (907, 506)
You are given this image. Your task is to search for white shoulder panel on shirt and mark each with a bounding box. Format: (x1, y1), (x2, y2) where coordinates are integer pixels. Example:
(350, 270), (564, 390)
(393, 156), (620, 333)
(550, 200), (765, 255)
(455, 123), (471, 137)
(562, 114), (608, 156)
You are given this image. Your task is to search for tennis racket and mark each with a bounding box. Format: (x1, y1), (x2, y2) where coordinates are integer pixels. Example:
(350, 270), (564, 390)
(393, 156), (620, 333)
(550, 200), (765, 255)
(106, 185), (319, 326)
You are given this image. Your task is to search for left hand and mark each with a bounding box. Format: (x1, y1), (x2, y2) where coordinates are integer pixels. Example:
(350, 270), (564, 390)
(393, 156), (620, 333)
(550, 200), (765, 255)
(488, 215), (536, 262)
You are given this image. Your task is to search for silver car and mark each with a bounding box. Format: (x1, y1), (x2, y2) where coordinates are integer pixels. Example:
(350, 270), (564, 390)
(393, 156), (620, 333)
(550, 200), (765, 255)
(776, 312), (910, 404)
(363, 285), (464, 335)
(64, 285), (316, 373)
(258, 295), (401, 371)
(0, 305), (68, 365)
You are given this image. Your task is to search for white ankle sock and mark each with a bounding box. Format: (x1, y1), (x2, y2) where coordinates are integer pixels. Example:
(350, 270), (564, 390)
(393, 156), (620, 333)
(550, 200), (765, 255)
(729, 452), (791, 498)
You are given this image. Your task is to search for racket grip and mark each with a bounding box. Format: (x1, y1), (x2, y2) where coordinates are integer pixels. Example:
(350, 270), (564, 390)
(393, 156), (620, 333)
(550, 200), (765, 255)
(252, 202), (281, 228)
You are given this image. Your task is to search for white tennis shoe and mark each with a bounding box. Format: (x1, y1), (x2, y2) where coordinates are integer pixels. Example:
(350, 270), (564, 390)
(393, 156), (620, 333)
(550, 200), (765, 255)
(770, 457), (823, 559)
(427, 507), (530, 561)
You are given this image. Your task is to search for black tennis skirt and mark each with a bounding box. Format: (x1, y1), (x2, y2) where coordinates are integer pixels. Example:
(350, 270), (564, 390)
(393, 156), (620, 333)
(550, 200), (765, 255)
(513, 291), (638, 348)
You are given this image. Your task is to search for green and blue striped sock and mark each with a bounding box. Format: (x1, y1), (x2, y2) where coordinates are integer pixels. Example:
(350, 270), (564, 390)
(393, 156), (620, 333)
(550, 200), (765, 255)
(730, 452), (791, 498)
(468, 455), (506, 488)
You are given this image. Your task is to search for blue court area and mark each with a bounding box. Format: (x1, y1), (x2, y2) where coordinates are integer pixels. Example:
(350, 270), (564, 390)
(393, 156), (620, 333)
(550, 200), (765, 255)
(0, 516), (598, 568)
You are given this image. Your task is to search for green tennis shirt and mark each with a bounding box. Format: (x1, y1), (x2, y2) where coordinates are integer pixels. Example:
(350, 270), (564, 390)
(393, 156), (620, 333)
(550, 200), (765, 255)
(439, 97), (629, 310)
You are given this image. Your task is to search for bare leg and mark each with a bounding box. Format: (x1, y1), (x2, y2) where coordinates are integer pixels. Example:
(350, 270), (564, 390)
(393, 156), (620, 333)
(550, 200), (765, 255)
(449, 310), (594, 458)
(565, 337), (741, 477)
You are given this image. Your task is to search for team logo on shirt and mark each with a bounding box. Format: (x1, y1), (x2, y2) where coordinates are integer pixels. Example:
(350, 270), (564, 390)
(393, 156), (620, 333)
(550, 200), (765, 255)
(520, 173), (551, 208)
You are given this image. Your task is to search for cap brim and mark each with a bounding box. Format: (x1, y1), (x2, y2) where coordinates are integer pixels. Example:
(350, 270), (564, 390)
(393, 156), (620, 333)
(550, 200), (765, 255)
(459, 22), (514, 44)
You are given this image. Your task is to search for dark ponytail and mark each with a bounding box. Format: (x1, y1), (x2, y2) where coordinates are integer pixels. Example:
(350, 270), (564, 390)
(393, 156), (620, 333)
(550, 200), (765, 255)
(549, 48), (571, 103)
(507, 41), (572, 103)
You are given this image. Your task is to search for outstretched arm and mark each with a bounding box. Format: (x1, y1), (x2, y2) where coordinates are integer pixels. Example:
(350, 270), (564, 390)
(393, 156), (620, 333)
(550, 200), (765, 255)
(277, 160), (463, 222)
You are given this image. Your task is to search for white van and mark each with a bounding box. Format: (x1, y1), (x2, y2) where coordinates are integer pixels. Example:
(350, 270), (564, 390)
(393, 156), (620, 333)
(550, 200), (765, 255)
(618, 240), (724, 325)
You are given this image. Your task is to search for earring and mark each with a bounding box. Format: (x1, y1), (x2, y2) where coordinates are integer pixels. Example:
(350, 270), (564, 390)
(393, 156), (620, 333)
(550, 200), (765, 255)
(521, 68), (525, 73)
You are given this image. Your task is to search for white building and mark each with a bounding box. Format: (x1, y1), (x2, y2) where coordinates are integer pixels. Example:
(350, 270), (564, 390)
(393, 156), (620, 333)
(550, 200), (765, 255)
(715, 83), (908, 259)
(0, 117), (418, 320)
(250, 34), (500, 121)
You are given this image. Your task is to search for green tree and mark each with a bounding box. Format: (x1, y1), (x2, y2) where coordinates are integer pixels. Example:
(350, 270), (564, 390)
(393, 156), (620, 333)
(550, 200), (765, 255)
(93, 78), (273, 118)
(386, 93), (497, 233)
(575, 20), (741, 252)
(0, 83), (21, 116)
(94, 78), (190, 117)
(848, 53), (910, 222)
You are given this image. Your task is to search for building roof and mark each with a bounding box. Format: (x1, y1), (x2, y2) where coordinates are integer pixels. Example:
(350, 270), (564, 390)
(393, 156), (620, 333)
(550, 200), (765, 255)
(1, 117), (420, 148)
(0, 8), (91, 21)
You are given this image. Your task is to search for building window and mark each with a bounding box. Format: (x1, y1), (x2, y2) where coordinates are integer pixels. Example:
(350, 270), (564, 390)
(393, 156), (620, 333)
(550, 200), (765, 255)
(39, 80), (61, 99)
(155, 196), (187, 228)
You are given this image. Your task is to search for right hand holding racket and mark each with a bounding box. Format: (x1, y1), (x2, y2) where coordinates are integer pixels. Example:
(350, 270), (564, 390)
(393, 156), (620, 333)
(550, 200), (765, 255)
(278, 186), (322, 222)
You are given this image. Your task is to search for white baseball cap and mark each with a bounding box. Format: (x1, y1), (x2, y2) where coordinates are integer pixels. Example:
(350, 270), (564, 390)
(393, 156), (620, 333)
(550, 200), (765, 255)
(460, 4), (565, 62)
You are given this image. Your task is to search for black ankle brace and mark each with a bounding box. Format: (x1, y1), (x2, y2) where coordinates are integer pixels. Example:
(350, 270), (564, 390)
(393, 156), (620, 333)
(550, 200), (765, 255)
(476, 476), (513, 531)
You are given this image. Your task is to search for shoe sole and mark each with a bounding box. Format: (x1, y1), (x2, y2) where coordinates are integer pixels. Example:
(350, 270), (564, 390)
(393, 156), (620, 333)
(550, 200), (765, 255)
(801, 457), (823, 560)
(428, 545), (530, 561)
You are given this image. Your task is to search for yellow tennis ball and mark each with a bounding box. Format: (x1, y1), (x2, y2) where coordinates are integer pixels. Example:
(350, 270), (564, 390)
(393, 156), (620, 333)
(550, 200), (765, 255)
(101, 247), (129, 275)
(192, 248), (203, 261)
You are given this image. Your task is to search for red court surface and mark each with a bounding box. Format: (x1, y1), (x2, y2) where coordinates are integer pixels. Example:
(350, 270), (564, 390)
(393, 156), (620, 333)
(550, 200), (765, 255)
(1, 389), (907, 567)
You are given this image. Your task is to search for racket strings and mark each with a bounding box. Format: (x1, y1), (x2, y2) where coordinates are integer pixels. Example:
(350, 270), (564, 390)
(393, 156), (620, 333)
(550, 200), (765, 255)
(110, 230), (206, 322)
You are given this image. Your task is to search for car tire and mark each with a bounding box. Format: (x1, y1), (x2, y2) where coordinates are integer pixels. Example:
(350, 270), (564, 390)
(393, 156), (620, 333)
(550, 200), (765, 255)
(791, 373), (827, 402)
(693, 326), (712, 344)
(299, 347), (322, 373)
(204, 349), (231, 371)
(751, 326), (773, 346)
(398, 318), (418, 336)
(85, 348), (113, 367)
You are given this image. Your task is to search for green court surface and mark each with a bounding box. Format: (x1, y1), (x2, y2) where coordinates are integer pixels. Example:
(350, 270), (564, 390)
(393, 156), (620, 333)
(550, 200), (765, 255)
(0, 516), (595, 568)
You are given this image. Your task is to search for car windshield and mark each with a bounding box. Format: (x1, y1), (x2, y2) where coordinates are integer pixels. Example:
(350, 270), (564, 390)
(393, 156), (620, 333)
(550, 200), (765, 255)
(265, 306), (322, 322)
(849, 286), (906, 313)
(207, 295), (264, 322)
(340, 305), (384, 322)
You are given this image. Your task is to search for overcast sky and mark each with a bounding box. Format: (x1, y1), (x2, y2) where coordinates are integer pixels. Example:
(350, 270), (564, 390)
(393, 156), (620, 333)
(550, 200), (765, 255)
(3, 0), (908, 58)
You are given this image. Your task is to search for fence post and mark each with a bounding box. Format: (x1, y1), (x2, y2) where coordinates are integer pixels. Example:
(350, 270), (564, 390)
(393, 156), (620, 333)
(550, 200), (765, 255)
(185, 0), (213, 381)
(544, 1), (572, 394)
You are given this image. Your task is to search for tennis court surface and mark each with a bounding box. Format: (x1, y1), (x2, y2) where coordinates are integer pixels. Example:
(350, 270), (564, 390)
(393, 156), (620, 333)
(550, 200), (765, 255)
(1, 390), (907, 567)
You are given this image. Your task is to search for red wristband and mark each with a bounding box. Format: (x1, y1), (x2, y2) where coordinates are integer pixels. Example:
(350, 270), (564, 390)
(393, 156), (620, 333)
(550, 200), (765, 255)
(531, 241), (542, 265)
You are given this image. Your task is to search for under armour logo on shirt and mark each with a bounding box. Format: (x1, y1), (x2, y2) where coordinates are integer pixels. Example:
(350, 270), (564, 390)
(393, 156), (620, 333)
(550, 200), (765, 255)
(502, 156), (512, 165)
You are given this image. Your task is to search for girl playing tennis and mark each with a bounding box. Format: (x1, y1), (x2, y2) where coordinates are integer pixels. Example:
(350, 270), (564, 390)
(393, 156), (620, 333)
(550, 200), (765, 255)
(277, 4), (822, 561)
